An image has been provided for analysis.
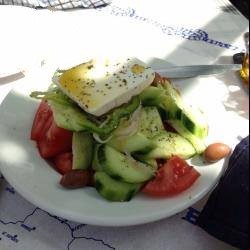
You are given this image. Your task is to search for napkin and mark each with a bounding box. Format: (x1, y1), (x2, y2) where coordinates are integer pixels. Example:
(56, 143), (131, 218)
(0, 0), (111, 10)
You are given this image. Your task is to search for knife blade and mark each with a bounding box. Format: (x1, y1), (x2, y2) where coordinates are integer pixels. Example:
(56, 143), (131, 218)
(154, 64), (242, 78)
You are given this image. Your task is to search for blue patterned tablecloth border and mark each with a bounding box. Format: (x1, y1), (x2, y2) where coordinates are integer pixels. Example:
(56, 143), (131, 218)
(0, 1), (245, 51)
(98, 5), (245, 52)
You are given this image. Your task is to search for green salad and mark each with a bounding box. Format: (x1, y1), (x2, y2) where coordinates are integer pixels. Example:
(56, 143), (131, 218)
(30, 58), (209, 202)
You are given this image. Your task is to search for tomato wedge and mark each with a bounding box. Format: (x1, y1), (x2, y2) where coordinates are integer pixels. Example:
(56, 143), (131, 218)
(37, 120), (73, 158)
(31, 100), (53, 141)
(143, 156), (200, 197)
(53, 152), (73, 175)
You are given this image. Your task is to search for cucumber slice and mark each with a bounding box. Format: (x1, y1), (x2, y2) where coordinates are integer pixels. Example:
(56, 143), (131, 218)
(50, 101), (101, 133)
(94, 172), (142, 202)
(160, 80), (184, 120)
(108, 107), (163, 154)
(181, 106), (208, 139)
(133, 154), (158, 171)
(72, 132), (94, 170)
(146, 131), (196, 160)
(107, 133), (156, 154)
(168, 120), (206, 154)
(139, 107), (165, 139)
(98, 145), (155, 183)
(160, 81), (208, 139)
(139, 86), (165, 106)
(92, 144), (103, 171)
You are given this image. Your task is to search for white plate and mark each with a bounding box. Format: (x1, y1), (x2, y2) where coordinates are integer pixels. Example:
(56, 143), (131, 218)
(0, 59), (239, 227)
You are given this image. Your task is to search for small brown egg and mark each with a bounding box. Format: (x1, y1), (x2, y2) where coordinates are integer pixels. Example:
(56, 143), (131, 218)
(204, 143), (231, 163)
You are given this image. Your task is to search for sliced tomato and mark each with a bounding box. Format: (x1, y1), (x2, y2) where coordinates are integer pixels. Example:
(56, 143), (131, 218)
(53, 152), (73, 175)
(143, 156), (200, 197)
(37, 120), (73, 158)
(31, 101), (53, 141)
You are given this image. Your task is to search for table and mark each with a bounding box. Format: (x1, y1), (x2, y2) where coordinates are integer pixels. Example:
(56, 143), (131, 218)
(0, 1), (249, 249)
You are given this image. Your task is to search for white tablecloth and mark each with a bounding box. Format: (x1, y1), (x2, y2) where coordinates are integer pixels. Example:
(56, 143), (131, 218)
(0, 0), (249, 249)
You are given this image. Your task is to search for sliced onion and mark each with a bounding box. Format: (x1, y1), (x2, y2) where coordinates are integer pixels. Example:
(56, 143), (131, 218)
(93, 103), (142, 143)
(114, 105), (142, 137)
(98, 117), (110, 128)
(114, 120), (138, 137)
(93, 133), (113, 144)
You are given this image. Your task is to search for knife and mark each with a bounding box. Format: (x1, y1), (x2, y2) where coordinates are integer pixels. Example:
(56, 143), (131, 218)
(154, 64), (242, 78)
